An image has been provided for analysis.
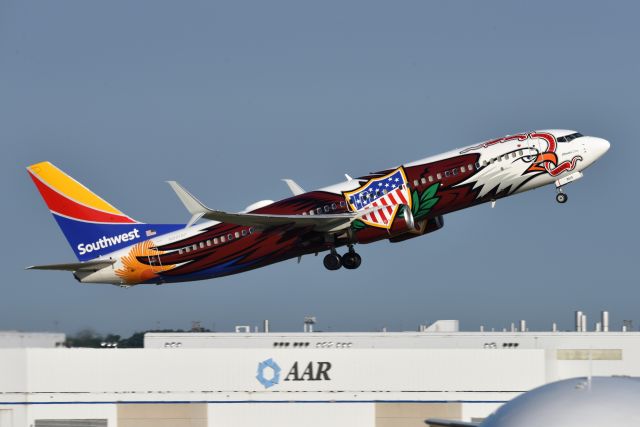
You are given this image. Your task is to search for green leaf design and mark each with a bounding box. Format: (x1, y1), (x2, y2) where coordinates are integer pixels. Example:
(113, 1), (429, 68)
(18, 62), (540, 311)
(351, 219), (366, 230)
(421, 198), (438, 210)
(422, 182), (439, 201)
(411, 190), (420, 217)
(414, 183), (440, 220)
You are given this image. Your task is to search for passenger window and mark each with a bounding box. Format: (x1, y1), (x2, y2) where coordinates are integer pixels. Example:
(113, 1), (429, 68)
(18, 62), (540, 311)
(413, 179), (419, 187)
(452, 168), (458, 176)
(302, 211), (307, 215)
(445, 170), (451, 177)
(428, 175), (434, 182)
(468, 163), (474, 170)
(511, 152), (516, 159)
(421, 177), (427, 184)
(242, 229), (247, 237)
(331, 203), (337, 210)
(192, 244), (197, 251)
(235, 232), (240, 239)
(249, 227), (255, 234)
(483, 160), (488, 167)
(316, 208), (322, 215)
(340, 201), (346, 207)
(477, 162), (482, 169)
(436, 173), (442, 180)
(460, 166), (466, 173)
(309, 210), (315, 215)
(206, 240), (211, 247)
(220, 236), (226, 243)
(214, 238), (219, 244)
(324, 205), (330, 213)
(185, 246), (190, 253)
(178, 249), (183, 255)
(518, 150), (524, 156)
(228, 234), (233, 241)
(199, 242), (204, 249)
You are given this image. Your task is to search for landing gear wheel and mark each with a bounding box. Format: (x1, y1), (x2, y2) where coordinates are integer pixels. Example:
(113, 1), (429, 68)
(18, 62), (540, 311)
(342, 251), (362, 270)
(556, 192), (568, 204)
(323, 253), (342, 271)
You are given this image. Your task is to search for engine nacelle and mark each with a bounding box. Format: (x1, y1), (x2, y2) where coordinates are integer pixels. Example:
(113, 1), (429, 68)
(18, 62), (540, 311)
(388, 214), (444, 243)
(386, 204), (418, 237)
(243, 200), (275, 212)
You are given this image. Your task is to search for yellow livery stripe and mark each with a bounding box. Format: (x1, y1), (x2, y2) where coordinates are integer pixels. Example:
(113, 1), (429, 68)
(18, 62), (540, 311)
(27, 161), (125, 216)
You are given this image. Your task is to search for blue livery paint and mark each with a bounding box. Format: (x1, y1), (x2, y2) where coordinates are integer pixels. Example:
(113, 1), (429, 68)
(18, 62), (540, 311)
(147, 257), (261, 284)
(53, 214), (184, 261)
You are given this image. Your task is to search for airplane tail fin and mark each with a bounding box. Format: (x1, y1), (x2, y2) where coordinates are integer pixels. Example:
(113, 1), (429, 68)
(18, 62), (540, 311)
(27, 162), (182, 261)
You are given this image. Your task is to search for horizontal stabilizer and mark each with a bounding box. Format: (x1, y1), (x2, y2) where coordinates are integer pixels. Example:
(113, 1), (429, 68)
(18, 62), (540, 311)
(425, 418), (479, 427)
(26, 259), (116, 272)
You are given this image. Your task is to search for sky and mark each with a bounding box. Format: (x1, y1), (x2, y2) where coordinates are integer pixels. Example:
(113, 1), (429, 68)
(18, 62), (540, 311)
(1, 1), (638, 336)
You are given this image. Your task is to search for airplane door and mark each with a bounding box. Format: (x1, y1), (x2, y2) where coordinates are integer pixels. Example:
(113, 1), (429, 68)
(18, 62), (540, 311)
(527, 135), (542, 158)
(146, 245), (164, 273)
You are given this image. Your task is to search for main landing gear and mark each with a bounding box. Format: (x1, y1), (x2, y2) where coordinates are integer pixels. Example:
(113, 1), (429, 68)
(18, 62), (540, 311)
(323, 246), (362, 271)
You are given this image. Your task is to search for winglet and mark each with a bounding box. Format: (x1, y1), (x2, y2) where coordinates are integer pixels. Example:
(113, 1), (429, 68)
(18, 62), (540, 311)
(166, 181), (209, 228)
(282, 179), (306, 196)
(345, 174), (353, 181)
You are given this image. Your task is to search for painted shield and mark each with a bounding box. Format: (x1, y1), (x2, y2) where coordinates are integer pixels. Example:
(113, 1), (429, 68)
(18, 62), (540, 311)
(343, 167), (412, 229)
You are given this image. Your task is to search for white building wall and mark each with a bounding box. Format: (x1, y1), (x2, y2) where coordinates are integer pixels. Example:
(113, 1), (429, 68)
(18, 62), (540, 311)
(0, 332), (65, 349)
(0, 350), (26, 392)
(11, 349), (544, 395)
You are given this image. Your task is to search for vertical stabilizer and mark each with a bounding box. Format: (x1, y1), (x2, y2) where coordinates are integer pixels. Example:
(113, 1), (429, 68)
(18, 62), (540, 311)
(27, 162), (182, 261)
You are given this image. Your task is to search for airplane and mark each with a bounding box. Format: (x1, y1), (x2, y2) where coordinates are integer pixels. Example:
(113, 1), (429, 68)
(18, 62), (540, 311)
(426, 376), (640, 427)
(26, 129), (609, 287)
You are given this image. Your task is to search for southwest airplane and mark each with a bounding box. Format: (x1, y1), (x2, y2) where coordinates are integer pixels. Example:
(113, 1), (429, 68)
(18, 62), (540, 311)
(27, 130), (609, 287)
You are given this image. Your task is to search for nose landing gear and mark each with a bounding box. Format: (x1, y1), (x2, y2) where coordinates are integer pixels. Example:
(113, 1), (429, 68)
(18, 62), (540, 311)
(555, 187), (568, 204)
(323, 246), (362, 271)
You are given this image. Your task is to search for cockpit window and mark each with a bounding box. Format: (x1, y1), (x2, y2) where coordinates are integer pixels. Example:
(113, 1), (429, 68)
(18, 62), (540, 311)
(557, 132), (583, 143)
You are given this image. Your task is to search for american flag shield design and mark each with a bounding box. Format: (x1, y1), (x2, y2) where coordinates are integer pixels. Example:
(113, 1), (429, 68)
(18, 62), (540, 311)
(344, 168), (412, 229)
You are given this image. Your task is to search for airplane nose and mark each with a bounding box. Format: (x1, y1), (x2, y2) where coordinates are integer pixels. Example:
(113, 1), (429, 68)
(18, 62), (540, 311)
(593, 137), (611, 158)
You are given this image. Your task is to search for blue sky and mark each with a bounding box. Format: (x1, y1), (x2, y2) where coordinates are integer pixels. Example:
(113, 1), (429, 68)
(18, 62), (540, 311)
(1, 1), (638, 335)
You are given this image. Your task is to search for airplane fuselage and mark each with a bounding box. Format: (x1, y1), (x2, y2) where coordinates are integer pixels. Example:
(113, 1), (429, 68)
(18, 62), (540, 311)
(33, 129), (610, 286)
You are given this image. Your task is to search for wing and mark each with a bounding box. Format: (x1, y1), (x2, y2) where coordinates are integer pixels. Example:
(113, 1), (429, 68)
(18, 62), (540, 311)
(26, 260), (116, 272)
(167, 180), (377, 233)
(201, 209), (357, 232)
(425, 419), (480, 427)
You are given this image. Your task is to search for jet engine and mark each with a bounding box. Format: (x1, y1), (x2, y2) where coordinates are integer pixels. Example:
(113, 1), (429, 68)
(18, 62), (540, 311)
(388, 214), (444, 243)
